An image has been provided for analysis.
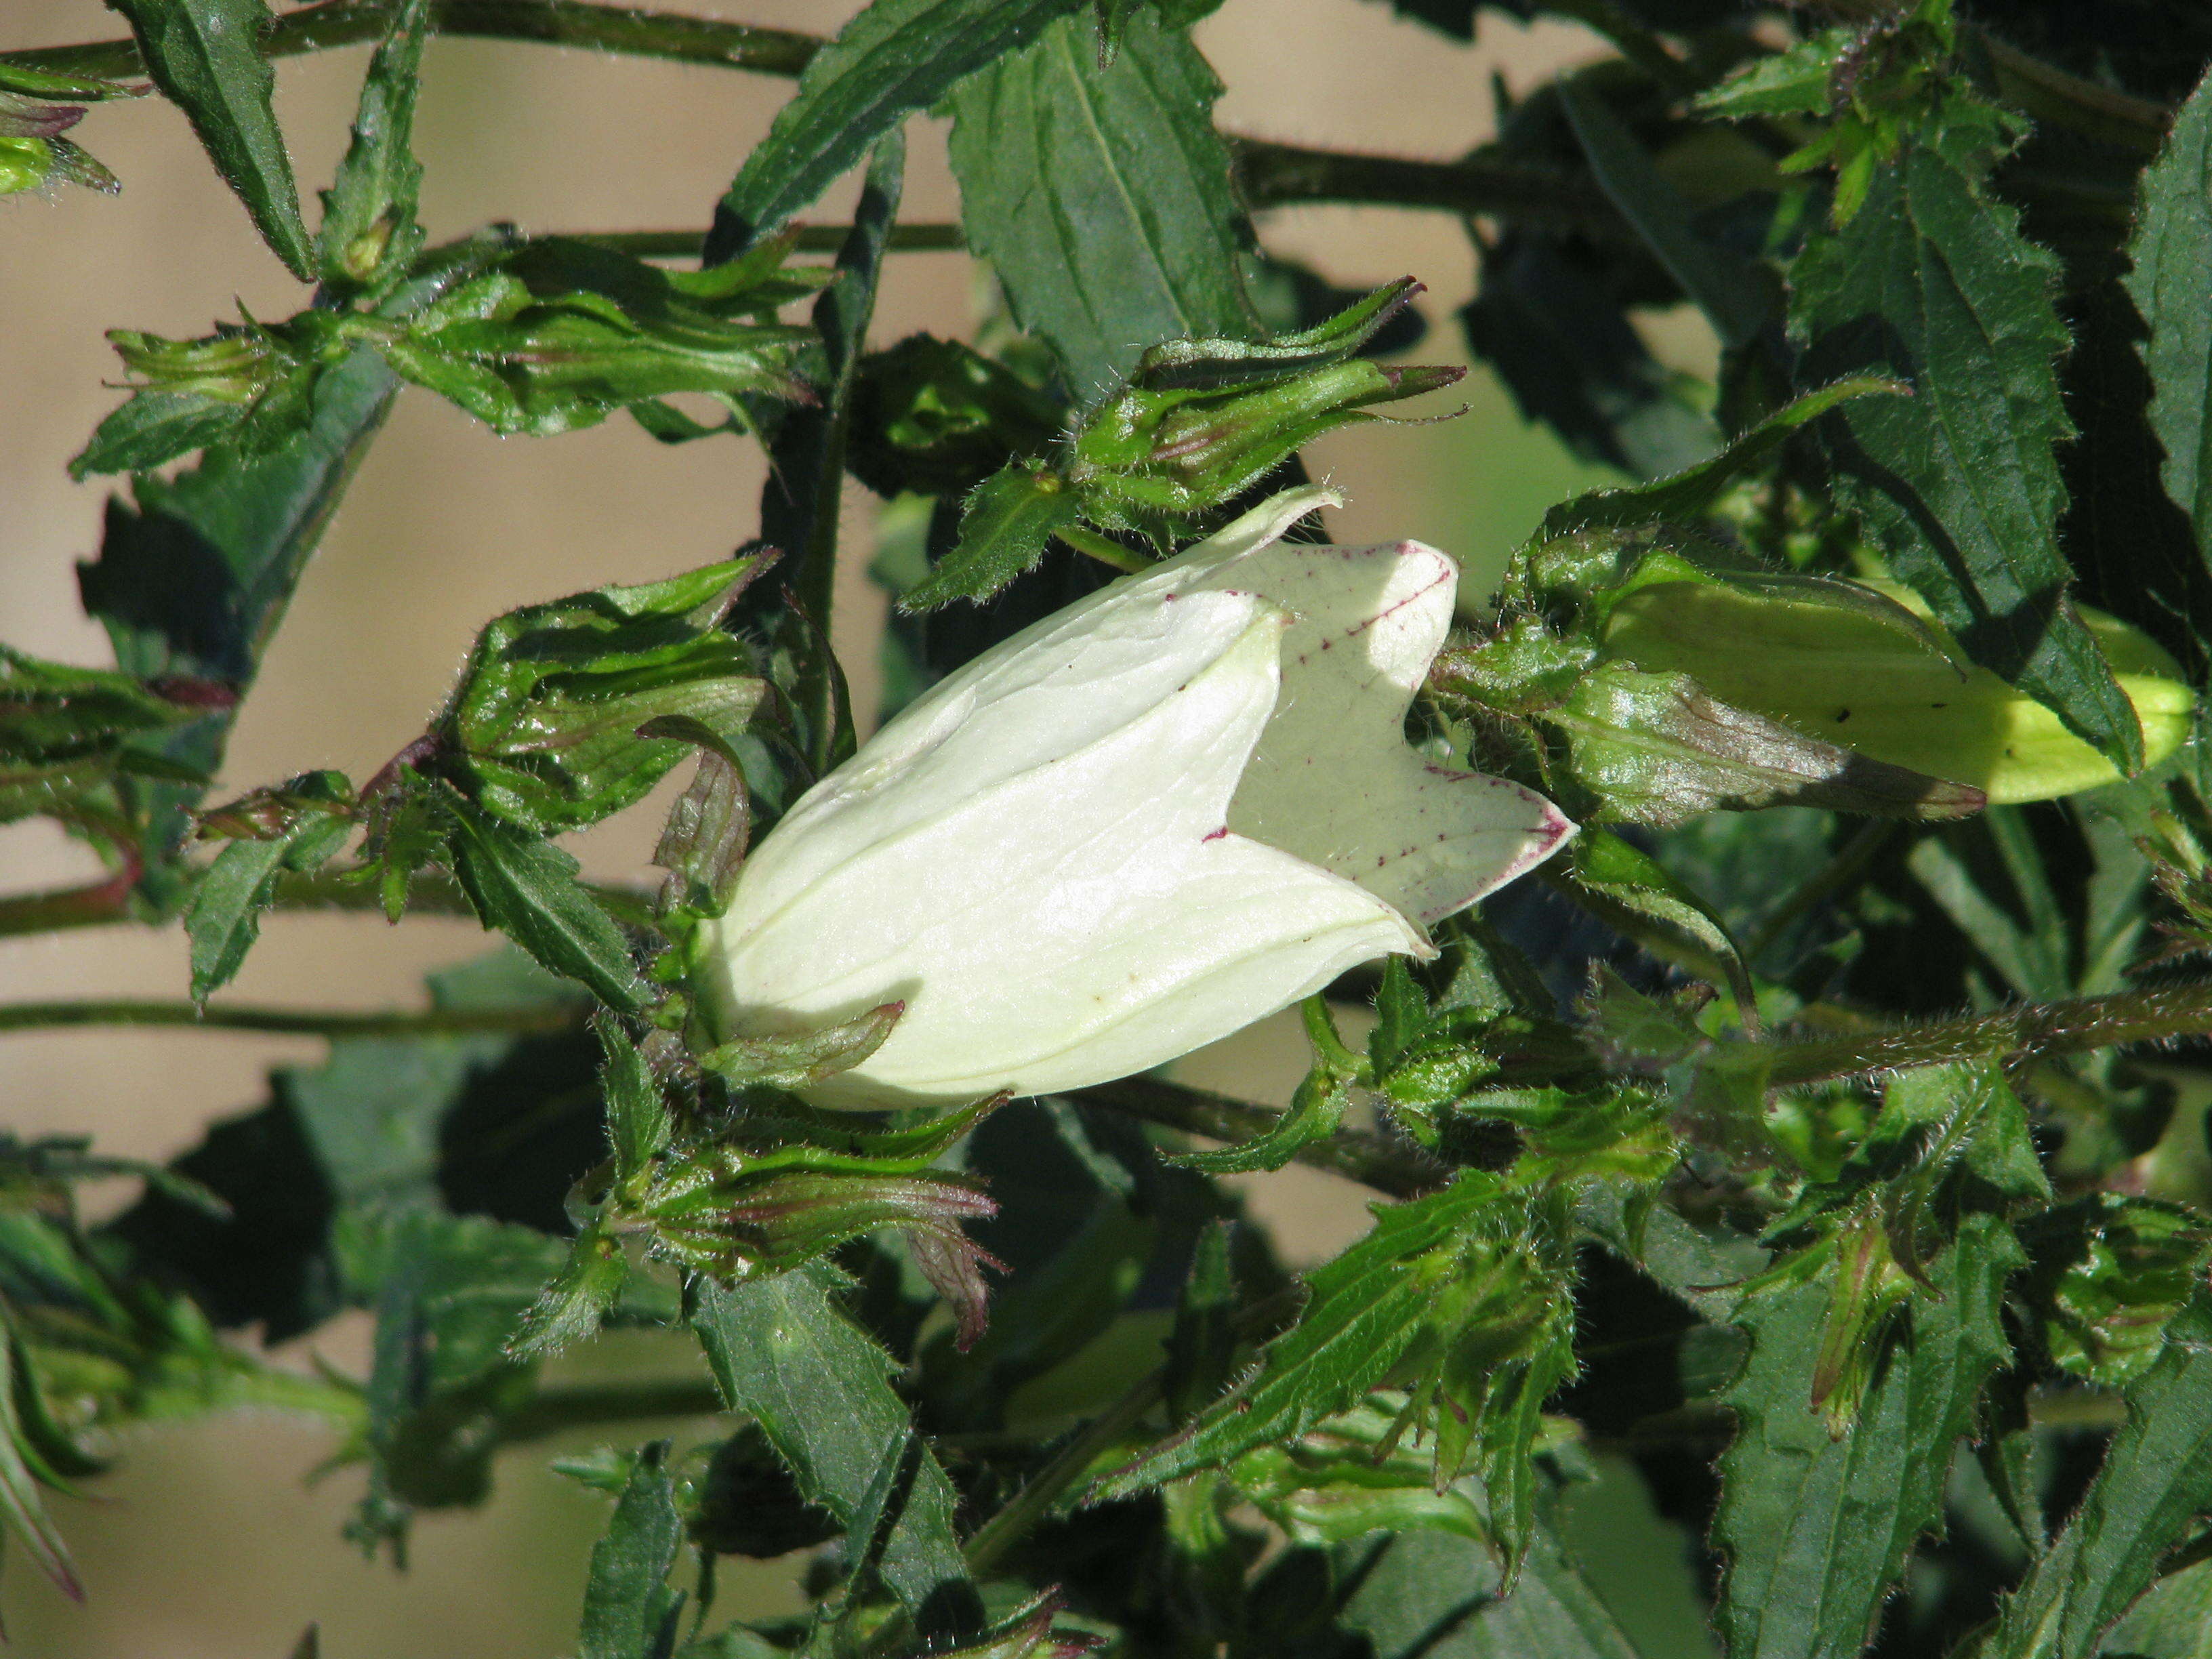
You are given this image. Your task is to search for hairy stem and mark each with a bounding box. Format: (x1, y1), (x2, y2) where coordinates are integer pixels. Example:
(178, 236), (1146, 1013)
(498, 1379), (725, 1444)
(1229, 138), (1626, 236)
(0, 998), (583, 1038)
(1763, 981), (2212, 1088)
(1069, 1076), (1433, 1197)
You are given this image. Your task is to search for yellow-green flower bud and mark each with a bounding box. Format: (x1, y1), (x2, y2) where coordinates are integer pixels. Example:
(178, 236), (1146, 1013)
(1597, 578), (2193, 803)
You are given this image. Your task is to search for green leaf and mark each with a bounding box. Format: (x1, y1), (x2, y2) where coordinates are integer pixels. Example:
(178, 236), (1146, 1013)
(1540, 377), (1908, 539)
(1336, 1517), (1647, 1659)
(182, 814), (347, 1001)
(899, 466), (1084, 609)
(386, 239), (819, 438)
(70, 389), (248, 477)
(578, 1441), (687, 1659)
(108, 0), (315, 278)
(1099, 1172), (1574, 1575)
(1983, 1296), (2212, 1658)
(697, 1001), (905, 1091)
(710, 0), (1084, 255)
(441, 791), (655, 1014)
(1557, 81), (1771, 351)
(2102, 1558), (2212, 1658)
(2024, 1196), (2212, 1388)
(1551, 830), (1756, 1018)
(1790, 95), (2143, 772)
(597, 1019), (670, 1185)
(2125, 66), (2212, 583)
(0, 646), (205, 829)
(1543, 659), (1985, 828)
(946, 7), (1255, 401)
(0, 1326), (83, 1604)
(688, 1267), (977, 1630)
(1712, 1214), (2021, 1659)
(652, 748), (749, 920)
(1231, 1395), (1486, 1547)
(314, 0), (429, 293)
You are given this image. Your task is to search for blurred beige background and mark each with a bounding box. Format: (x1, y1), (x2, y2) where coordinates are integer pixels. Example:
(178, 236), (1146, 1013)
(0, 2), (1618, 1652)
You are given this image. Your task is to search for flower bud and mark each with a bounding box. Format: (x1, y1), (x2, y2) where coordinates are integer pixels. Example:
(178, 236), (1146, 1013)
(703, 487), (1574, 1109)
(1597, 578), (2194, 803)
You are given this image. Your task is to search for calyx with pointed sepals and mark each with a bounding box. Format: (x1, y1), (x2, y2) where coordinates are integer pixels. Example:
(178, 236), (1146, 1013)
(900, 280), (1466, 610)
(703, 485), (1573, 1110)
(516, 1024), (1007, 1358)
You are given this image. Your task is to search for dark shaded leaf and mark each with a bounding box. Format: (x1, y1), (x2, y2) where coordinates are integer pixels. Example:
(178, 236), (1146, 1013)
(1540, 377), (1907, 539)
(2123, 66), (2212, 653)
(946, 8), (1254, 402)
(1713, 1214), (2020, 1659)
(688, 1267), (978, 1631)
(578, 1441), (686, 1659)
(1336, 1517), (1646, 1659)
(108, 0), (314, 276)
(1557, 81), (1770, 350)
(755, 131), (905, 773)
(1982, 1296), (2212, 1659)
(441, 790), (656, 1014)
(1790, 95), (2142, 771)
(899, 467), (1082, 610)
(1462, 239), (1719, 478)
(710, 0), (1084, 256)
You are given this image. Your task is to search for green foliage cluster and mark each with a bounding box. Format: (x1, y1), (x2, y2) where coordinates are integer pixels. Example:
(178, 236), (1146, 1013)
(15, 0), (2212, 1656)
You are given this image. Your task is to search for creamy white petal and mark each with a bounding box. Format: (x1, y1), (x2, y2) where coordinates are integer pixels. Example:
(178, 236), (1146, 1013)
(705, 483), (1574, 1109)
(1193, 532), (1574, 923)
(712, 605), (1423, 1108)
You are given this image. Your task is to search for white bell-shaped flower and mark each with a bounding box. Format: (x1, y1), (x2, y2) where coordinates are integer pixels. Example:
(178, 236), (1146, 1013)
(703, 487), (1574, 1109)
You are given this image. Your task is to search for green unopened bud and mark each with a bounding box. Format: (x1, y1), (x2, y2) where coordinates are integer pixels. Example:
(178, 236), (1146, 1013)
(1598, 579), (2194, 803)
(1065, 280), (1463, 539)
(106, 315), (342, 405)
(0, 134), (49, 195)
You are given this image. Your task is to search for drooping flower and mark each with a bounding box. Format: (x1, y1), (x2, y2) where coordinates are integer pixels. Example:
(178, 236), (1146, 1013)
(703, 487), (1574, 1108)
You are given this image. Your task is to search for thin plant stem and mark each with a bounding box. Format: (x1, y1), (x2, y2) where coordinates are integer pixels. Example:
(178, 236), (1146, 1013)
(576, 225), (964, 260)
(0, 0), (821, 81)
(960, 1369), (1166, 1578)
(1762, 981), (2212, 1089)
(0, 998), (584, 1039)
(497, 1379), (726, 1444)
